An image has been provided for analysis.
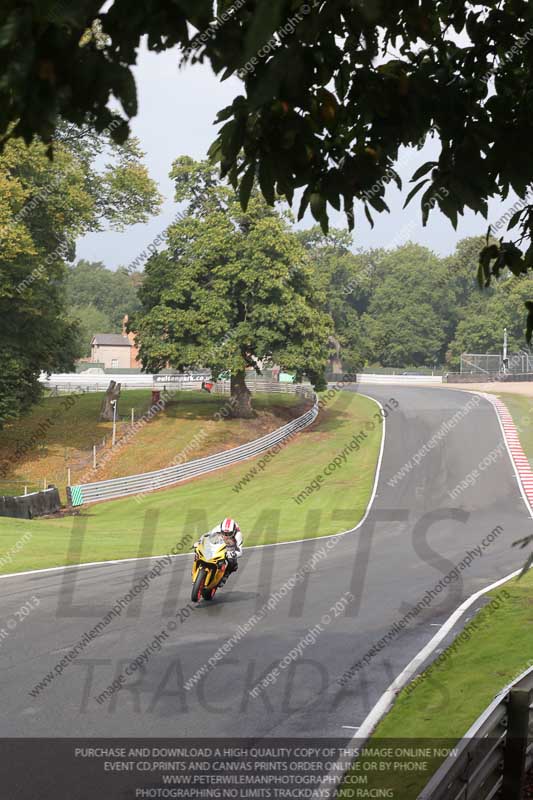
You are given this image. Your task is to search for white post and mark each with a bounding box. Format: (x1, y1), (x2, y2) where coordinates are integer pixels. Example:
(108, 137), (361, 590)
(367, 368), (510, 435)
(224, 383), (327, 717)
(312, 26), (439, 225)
(67, 468), (71, 486)
(43, 477), (46, 490)
(24, 486), (27, 495)
(503, 327), (508, 373)
(93, 445), (97, 469)
(111, 400), (117, 447)
(131, 407), (135, 426)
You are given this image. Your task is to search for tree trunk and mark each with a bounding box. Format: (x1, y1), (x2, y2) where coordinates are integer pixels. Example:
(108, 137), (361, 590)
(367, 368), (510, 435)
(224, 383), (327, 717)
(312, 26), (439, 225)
(230, 371), (254, 418)
(100, 380), (121, 421)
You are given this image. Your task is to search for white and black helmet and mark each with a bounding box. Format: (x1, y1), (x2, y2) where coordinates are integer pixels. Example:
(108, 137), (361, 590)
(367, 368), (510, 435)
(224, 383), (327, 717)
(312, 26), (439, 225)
(219, 517), (240, 535)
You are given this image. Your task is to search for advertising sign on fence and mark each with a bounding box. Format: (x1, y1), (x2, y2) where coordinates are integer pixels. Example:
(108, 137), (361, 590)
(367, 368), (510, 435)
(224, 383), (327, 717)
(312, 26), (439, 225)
(153, 373), (209, 383)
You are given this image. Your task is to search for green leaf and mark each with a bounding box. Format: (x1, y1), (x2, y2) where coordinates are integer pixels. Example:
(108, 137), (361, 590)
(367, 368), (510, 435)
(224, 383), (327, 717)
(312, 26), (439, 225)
(298, 188), (311, 221)
(259, 158), (275, 205)
(502, 243), (524, 275)
(438, 191), (458, 229)
(284, 183), (294, 206)
(310, 191), (326, 221)
(220, 65), (236, 82)
(226, 117), (246, 162)
(208, 137), (223, 163)
(403, 179), (429, 208)
(506, 206), (526, 231)
(368, 195), (390, 213)
(364, 203), (374, 228)
(335, 61), (352, 99)
(244, 0), (285, 63)
(420, 186), (434, 226)
(410, 161), (437, 182)
(111, 64), (138, 117)
(239, 164), (255, 210)
(345, 198), (355, 231)
(326, 187), (341, 211)
(524, 245), (533, 271)
(215, 105), (235, 123)
(478, 244), (498, 287)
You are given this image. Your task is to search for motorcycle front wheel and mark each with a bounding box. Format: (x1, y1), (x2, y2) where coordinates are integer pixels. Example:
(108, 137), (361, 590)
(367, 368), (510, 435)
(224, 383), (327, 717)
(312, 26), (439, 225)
(191, 567), (207, 602)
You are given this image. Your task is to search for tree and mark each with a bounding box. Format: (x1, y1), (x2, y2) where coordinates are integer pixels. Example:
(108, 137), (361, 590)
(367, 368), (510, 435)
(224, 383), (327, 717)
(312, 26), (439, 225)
(66, 260), (142, 328)
(298, 226), (366, 373)
(444, 236), (488, 304)
(133, 158), (333, 417)
(447, 276), (533, 369)
(71, 304), (115, 358)
(359, 243), (456, 367)
(0, 132), (161, 426)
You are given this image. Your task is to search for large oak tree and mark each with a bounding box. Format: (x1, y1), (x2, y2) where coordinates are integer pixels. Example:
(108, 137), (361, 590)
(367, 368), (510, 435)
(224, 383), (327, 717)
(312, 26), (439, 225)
(133, 157), (333, 417)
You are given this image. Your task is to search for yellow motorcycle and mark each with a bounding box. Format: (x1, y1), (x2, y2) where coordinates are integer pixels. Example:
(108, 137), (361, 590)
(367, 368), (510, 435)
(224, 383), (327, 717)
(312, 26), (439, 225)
(191, 533), (232, 602)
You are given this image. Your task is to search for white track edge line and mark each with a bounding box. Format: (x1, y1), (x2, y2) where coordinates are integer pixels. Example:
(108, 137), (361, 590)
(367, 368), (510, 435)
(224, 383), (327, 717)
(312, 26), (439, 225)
(0, 391), (386, 581)
(355, 565), (524, 741)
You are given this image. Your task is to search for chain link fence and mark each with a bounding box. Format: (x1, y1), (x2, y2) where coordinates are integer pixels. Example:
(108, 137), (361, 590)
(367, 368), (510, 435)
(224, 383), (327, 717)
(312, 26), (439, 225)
(460, 352), (533, 375)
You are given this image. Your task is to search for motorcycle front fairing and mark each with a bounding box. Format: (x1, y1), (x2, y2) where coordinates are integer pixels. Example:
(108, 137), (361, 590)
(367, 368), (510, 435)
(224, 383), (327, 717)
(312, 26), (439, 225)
(200, 534), (227, 561)
(192, 533), (228, 588)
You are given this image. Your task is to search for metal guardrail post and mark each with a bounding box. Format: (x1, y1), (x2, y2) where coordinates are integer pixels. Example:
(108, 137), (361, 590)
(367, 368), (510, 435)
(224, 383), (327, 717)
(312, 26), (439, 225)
(502, 682), (532, 799)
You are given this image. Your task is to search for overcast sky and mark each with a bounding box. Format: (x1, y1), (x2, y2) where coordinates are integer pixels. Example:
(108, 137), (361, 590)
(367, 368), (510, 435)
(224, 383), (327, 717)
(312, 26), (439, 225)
(77, 43), (518, 271)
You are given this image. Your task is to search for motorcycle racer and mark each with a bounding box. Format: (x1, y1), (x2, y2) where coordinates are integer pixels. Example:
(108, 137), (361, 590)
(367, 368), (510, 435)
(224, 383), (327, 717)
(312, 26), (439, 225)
(194, 518), (243, 579)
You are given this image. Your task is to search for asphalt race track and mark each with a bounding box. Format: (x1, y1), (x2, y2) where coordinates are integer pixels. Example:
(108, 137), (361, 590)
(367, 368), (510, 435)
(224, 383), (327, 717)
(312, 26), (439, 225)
(1, 385), (531, 740)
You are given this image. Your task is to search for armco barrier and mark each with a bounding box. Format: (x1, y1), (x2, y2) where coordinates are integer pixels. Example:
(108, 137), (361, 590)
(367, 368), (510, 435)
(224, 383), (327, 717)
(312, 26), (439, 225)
(40, 374), (312, 394)
(418, 665), (533, 799)
(0, 487), (61, 519)
(357, 374), (443, 384)
(43, 371), (445, 390)
(67, 385), (317, 506)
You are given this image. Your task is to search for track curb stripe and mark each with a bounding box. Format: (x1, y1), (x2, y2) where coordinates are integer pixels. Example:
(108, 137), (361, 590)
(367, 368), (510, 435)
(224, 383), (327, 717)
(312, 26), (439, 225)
(480, 392), (533, 517)
(351, 388), (533, 749)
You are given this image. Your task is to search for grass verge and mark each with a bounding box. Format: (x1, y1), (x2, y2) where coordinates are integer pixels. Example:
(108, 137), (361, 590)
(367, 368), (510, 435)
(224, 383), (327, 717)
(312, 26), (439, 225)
(488, 391), (533, 459)
(0, 390), (382, 574)
(0, 390), (303, 496)
(342, 571), (533, 799)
